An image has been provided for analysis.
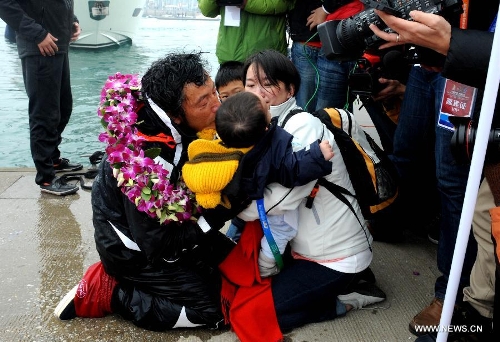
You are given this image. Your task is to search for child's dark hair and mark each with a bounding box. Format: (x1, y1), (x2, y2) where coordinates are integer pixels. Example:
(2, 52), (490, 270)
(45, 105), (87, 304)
(216, 92), (268, 148)
(215, 61), (244, 90)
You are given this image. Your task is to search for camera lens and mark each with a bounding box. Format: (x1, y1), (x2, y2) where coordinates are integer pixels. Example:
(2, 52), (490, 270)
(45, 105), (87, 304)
(450, 117), (500, 164)
(450, 117), (473, 164)
(486, 128), (500, 163)
(318, 0), (464, 61)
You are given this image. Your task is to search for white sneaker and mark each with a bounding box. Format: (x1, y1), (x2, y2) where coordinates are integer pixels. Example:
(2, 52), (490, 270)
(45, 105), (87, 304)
(338, 282), (386, 310)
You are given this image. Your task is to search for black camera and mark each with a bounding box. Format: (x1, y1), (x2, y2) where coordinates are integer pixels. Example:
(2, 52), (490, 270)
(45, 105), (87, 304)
(450, 116), (500, 164)
(349, 49), (410, 99)
(349, 58), (385, 99)
(317, 0), (463, 61)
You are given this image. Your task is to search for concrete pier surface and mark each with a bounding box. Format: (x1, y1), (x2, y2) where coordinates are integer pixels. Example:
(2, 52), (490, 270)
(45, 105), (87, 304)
(0, 168), (439, 342)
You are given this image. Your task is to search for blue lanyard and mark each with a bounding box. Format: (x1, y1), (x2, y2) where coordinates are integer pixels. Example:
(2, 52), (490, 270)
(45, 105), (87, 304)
(256, 199), (284, 270)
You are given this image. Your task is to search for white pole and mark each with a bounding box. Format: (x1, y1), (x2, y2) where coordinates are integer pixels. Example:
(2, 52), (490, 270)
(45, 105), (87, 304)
(437, 5), (500, 341)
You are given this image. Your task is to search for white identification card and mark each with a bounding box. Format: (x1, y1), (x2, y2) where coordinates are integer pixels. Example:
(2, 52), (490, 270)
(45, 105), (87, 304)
(224, 6), (241, 27)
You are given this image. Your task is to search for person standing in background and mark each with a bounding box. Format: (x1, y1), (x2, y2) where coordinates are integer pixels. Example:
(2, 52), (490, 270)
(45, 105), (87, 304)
(197, 0), (294, 65)
(370, 2), (498, 339)
(288, 0), (361, 111)
(0, 0), (82, 196)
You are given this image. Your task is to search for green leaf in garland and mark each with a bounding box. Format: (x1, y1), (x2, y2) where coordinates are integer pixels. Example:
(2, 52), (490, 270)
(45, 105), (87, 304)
(144, 147), (161, 159)
(159, 211), (167, 224)
(141, 187), (152, 201)
(100, 117), (109, 129)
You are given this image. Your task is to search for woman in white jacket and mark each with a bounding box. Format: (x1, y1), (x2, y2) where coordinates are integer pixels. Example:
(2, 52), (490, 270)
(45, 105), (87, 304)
(235, 49), (385, 331)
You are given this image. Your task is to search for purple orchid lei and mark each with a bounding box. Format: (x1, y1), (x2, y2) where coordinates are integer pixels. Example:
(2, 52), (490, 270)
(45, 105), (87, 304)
(97, 73), (200, 224)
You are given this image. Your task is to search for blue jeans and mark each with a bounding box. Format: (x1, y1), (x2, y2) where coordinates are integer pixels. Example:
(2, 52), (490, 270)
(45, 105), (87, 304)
(393, 66), (477, 301)
(291, 42), (355, 112)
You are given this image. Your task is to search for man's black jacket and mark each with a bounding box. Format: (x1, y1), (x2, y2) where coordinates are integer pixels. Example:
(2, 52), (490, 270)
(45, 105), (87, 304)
(0, 0), (77, 57)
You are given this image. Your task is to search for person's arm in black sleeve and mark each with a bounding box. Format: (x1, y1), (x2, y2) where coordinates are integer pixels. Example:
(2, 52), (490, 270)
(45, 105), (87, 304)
(275, 139), (333, 187)
(0, 0), (48, 44)
(442, 28), (494, 89)
(121, 199), (203, 262)
(93, 157), (213, 265)
(264, 126), (332, 188)
(0, 0), (25, 29)
(122, 197), (236, 267)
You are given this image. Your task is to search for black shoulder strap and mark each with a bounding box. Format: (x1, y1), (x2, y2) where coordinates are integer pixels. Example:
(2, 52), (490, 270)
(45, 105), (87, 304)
(281, 109), (303, 128)
(280, 108), (373, 250)
(344, 109), (353, 136)
(317, 178), (372, 252)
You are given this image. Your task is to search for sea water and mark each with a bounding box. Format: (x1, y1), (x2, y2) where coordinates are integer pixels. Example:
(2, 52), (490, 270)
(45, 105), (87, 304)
(0, 17), (220, 168)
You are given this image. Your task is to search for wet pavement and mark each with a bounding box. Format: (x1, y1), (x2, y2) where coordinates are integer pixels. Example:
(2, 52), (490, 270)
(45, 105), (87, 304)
(0, 168), (440, 342)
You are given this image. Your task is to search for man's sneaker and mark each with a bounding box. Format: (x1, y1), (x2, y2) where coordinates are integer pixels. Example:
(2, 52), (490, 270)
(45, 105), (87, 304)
(426, 214), (441, 245)
(53, 158), (83, 173)
(54, 284), (77, 320)
(40, 176), (79, 196)
(54, 261), (117, 320)
(338, 282), (386, 310)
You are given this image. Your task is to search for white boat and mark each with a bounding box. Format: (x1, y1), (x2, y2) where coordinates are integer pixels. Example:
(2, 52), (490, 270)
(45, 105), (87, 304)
(72, 0), (144, 49)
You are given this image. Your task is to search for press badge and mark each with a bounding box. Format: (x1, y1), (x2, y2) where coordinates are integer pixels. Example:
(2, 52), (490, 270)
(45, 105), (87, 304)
(438, 79), (477, 131)
(224, 6), (241, 27)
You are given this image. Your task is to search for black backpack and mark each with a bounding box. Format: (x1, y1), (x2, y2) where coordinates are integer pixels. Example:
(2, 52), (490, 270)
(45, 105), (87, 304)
(281, 107), (399, 237)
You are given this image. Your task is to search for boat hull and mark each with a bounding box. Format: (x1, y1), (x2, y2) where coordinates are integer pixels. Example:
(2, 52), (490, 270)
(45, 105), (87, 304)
(72, 0), (143, 49)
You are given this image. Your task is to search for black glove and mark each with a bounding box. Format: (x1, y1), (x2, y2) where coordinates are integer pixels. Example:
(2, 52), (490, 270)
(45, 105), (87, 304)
(201, 194), (251, 231)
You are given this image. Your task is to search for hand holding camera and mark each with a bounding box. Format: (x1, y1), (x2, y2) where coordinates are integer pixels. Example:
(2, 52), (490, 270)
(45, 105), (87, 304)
(369, 9), (452, 55)
(317, 0), (463, 61)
